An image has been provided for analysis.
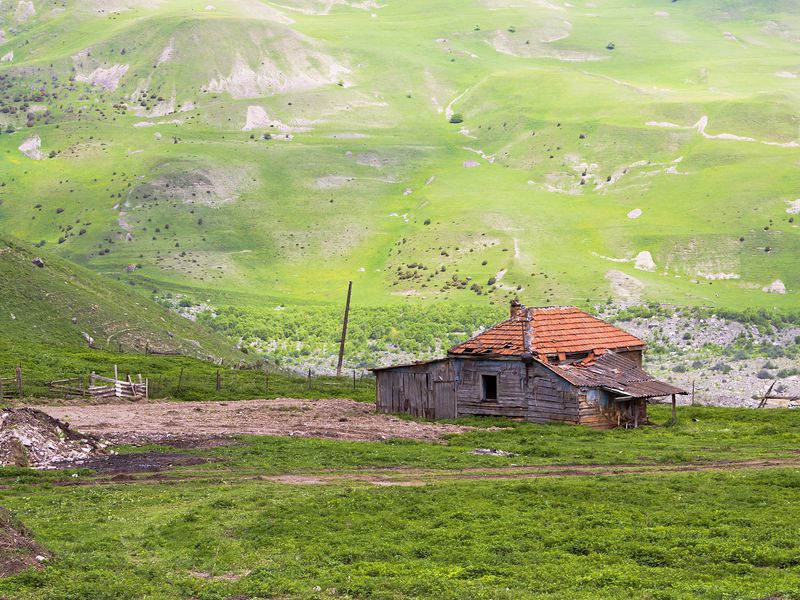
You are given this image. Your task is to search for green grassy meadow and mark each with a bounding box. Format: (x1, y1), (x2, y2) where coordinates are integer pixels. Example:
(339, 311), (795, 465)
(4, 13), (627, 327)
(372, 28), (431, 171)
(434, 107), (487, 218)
(1, 0), (799, 350)
(2, 406), (800, 599)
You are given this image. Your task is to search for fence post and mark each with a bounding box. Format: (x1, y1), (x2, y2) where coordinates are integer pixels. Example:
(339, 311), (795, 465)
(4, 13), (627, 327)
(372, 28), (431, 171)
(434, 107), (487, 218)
(353, 370), (356, 391)
(216, 369), (221, 391)
(177, 367), (184, 392)
(265, 368), (269, 397)
(307, 368), (311, 390)
(671, 393), (677, 425)
(16, 367), (23, 399)
(0, 377), (4, 401)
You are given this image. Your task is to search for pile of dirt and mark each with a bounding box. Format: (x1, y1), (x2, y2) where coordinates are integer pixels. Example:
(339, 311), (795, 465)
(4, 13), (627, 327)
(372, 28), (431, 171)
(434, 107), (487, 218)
(0, 507), (49, 578)
(0, 408), (108, 469)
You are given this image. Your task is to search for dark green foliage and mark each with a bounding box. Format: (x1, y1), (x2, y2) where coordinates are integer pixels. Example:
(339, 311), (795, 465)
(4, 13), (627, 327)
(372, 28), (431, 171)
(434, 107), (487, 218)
(199, 303), (504, 368)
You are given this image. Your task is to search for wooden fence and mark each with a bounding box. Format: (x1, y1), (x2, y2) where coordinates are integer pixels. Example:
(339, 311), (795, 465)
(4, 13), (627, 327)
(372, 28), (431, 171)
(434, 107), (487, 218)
(89, 369), (148, 401)
(0, 368), (23, 400)
(2, 365), (374, 402)
(48, 377), (85, 398)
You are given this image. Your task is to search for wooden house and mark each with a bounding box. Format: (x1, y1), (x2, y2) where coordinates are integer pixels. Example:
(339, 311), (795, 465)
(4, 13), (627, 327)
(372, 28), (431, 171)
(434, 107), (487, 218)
(373, 302), (686, 428)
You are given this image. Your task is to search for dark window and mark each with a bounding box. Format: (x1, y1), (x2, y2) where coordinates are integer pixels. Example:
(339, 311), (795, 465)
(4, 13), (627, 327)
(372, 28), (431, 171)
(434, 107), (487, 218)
(482, 374), (498, 401)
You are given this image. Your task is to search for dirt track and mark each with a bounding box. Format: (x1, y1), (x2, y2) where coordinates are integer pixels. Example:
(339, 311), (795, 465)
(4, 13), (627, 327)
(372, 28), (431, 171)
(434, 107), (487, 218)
(37, 398), (472, 445)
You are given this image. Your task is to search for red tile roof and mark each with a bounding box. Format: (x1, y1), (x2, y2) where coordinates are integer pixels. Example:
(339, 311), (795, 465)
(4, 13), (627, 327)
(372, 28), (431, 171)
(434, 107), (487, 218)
(448, 306), (645, 357)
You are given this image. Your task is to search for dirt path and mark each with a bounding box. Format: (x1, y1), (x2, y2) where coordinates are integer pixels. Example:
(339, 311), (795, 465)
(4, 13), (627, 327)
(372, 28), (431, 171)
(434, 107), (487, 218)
(16, 456), (800, 490)
(263, 457), (800, 486)
(37, 399), (472, 445)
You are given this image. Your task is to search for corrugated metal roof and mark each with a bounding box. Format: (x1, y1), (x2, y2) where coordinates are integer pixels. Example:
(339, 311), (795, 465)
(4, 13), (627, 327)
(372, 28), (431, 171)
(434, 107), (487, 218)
(542, 351), (687, 398)
(449, 305), (646, 357)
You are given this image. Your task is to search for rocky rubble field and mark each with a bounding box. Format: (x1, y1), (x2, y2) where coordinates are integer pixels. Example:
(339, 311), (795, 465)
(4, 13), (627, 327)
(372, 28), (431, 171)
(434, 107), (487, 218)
(609, 310), (800, 407)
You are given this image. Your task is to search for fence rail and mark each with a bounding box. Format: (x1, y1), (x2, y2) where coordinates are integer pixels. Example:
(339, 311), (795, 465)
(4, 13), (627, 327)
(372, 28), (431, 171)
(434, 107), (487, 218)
(48, 377), (85, 398)
(0, 368), (23, 400)
(1, 365), (374, 402)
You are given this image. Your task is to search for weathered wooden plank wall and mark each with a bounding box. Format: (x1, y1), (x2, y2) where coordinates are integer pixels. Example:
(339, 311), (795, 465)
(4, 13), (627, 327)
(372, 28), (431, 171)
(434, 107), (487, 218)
(375, 361), (455, 419)
(527, 363), (580, 424)
(377, 357), (649, 429)
(453, 358), (529, 418)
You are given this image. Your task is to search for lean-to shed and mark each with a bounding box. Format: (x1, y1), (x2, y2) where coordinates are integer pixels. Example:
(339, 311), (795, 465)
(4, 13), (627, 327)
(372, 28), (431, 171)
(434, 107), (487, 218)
(373, 302), (686, 428)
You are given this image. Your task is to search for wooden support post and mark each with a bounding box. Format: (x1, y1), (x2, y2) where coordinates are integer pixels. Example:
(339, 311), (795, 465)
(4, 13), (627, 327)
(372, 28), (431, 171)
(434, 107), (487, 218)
(216, 369), (221, 391)
(114, 364), (119, 382)
(145, 342), (149, 355)
(307, 368), (312, 390)
(16, 366), (23, 399)
(0, 377), (4, 401)
(336, 281), (353, 377)
(353, 370), (356, 391)
(127, 374), (137, 400)
(671, 393), (677, 425)
(177, 367), (184, 392)
(264, 368), (269, 397)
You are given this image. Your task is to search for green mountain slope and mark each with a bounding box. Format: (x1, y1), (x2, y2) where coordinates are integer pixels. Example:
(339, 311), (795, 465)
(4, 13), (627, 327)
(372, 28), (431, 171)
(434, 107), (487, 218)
(0, 0), (798, 324)
(0, 235), (235, 358)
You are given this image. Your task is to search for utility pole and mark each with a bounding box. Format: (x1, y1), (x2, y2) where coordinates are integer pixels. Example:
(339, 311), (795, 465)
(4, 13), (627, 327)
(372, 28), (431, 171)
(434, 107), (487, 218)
(336, 281), (353, 377)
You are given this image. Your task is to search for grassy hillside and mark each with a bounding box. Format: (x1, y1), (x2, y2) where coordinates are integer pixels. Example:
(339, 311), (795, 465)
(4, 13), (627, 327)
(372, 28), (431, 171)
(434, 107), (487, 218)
(0, 235), (236, 359)
(0, 0), (798, 362)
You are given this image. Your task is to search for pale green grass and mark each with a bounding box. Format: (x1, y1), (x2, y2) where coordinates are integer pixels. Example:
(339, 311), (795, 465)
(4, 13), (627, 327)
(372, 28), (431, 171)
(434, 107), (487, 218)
(0, 0), (798, 318)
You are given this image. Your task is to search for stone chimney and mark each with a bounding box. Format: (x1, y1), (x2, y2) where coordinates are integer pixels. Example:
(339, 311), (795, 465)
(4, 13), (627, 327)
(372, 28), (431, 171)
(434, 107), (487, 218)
(510, 299), (526, 320)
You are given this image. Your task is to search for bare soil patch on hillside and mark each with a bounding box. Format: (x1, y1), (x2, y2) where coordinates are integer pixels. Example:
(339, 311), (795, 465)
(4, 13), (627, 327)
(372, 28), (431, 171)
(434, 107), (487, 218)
(37, 399), (471, 445)
(0, 507), (49, 578)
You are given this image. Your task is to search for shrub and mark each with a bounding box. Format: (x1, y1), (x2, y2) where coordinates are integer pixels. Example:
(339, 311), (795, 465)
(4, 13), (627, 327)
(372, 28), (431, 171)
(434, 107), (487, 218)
(711, 362), (731, 374)
(449, 113), (464, 124)
(756, 369), (774, 380)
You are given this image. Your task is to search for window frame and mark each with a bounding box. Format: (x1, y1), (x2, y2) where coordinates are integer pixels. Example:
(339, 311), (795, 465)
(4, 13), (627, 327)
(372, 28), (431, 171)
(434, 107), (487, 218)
(481, 374), (498, 401)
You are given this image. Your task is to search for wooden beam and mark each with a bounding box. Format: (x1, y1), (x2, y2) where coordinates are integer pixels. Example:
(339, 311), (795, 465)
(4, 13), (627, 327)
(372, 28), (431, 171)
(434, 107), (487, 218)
(336, 281), (353, 377)
(671, 393), (677, 425)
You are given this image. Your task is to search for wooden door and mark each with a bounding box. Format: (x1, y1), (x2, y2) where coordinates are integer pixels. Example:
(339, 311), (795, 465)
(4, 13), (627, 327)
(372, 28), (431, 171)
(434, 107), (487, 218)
(433, 380), (457, 419)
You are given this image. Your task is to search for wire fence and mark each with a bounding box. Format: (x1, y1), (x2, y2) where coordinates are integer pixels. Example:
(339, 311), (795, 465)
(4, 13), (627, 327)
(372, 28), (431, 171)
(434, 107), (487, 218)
(1, 366), (376, 403)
